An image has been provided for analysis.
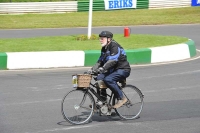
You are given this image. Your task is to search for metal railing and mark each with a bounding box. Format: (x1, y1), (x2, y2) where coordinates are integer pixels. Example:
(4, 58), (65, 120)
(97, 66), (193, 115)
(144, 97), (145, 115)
(0, 1), (77, 13)
(149, 0), (191, 9)
(0, 0), (192, 14)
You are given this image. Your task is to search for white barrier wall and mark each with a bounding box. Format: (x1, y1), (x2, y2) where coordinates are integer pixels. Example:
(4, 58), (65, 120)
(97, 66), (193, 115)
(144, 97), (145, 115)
(2, 40), (195, 70)
(7, 51), (85, 69)
(149, 0), (191, 9)
(150, 44), (191, 63)
(0, 2), (77, 14)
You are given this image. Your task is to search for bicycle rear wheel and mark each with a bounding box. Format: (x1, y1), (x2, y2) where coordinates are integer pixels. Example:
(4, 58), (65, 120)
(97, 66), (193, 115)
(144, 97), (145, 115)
(114, 85), (144, 120)
(61, 89), (94, 125)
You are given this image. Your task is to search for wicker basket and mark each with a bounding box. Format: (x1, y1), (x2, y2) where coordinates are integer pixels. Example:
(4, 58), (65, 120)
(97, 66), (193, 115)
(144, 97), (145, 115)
(77, 74), (92, 88)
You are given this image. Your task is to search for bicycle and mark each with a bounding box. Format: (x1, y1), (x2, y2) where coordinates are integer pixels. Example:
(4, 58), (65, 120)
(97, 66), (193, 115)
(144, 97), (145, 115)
(61, 71), (144, 125)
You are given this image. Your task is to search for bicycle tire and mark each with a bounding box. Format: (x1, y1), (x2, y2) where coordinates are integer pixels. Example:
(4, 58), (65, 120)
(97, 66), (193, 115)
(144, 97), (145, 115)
(113, 85), (144, 120)
(61, 89), (95, 125)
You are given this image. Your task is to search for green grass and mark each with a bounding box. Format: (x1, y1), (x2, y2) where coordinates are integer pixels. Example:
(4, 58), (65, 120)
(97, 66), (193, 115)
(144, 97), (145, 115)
(0, 34), (188, 52)
(0, 7), (200, 29)
(0, 7), (198, 52)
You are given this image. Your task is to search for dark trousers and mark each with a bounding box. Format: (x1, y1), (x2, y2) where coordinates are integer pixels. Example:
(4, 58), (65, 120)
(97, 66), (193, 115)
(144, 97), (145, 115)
(96, 69), (130, 101)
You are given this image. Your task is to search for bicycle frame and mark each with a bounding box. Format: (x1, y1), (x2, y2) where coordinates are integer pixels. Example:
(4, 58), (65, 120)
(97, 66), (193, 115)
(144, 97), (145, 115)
(80, 74), (126, 107)
(61, 74), (144, 124)
(89, 83), (114, 104)
(75, 73), (128, 114)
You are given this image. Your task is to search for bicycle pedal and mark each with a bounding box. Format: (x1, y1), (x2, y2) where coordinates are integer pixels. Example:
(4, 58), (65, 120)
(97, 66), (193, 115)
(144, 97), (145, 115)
(110, 112), (116, 116)
(105, 112), (111, 116)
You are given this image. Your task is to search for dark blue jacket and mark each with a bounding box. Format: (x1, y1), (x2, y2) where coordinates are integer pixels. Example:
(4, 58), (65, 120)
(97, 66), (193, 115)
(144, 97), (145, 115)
(97, 40), (131, 73)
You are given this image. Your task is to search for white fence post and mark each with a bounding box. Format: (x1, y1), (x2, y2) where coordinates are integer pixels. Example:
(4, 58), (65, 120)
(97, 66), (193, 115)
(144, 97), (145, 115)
(87, 0), (93, 39)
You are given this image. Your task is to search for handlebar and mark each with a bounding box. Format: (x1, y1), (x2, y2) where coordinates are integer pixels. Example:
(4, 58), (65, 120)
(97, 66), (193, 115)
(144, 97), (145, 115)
(84, 70), (99, 75)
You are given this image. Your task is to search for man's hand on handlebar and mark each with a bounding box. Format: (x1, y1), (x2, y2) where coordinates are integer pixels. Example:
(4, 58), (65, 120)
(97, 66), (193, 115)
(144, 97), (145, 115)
(96, 67), (105, 74)
(84, 69), (97, 75)
(85, 67), (105, 75)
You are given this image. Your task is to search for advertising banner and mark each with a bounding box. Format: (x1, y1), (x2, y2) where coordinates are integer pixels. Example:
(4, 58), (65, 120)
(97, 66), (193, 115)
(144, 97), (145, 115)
(104, 0), (137, 10)
(191, 0), (200, 6)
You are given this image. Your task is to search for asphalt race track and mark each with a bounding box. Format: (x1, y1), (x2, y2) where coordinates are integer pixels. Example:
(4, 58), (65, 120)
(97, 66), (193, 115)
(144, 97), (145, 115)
(0, 24), (200, 133)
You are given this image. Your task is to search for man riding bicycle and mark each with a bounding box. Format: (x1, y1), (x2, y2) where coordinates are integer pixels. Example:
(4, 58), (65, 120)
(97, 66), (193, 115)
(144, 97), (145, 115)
(91, 31), (131, 109)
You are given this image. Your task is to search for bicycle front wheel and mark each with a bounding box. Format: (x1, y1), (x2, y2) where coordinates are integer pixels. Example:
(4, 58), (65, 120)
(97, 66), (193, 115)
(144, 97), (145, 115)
(114, 85), (144, 120)
(61, 89), (94, 125)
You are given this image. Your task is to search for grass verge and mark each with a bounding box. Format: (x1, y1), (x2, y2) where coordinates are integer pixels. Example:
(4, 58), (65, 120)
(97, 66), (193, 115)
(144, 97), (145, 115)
(0, 34), (188, 52)
(0, 7), (200, 29)
(0, 7), (197, 52)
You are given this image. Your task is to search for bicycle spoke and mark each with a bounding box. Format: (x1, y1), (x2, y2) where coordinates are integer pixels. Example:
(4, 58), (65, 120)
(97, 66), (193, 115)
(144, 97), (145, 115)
(80, 106), (93, 111)
(61, 90), (94, 125)
(114, 85), (144, 120)
(127, 101), (142, 106)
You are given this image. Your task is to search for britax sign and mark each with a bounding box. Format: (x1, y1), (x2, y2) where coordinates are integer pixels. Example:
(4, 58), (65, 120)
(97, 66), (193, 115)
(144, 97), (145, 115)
(104, 0), (137, 10)
(191, 0), (200, 6)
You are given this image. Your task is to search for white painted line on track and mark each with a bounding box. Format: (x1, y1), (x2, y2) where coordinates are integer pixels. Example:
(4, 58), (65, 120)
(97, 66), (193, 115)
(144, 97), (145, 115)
(0, 99), (62, 106)
(143, 85), (200, 93)
(2, 84), (199, 107)
(25, 124), (99, 133)
(30, 86), (67, 92)
(129, 69), (200, 82)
